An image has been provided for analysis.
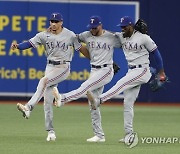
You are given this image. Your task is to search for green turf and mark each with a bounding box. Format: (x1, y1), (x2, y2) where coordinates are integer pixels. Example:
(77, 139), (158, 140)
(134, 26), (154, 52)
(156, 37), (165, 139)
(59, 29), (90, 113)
(0, 103), (179, 154)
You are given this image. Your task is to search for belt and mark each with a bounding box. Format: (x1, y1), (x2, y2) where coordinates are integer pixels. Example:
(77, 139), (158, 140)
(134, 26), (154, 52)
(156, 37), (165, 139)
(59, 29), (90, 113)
(48, 60), (70, 65)
(128, 64), (142, 69)
(91, 64), (108, 69)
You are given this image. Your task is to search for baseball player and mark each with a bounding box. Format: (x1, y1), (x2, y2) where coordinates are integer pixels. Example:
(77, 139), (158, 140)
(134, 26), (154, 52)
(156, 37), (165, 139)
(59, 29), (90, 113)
(11, 12), (89, 141)
(52, 15), (121, 142)
(87, 16), (166, 148)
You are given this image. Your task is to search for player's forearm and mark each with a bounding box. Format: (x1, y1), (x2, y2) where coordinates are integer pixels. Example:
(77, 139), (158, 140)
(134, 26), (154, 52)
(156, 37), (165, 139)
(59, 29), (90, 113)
(17, 41), (33, 50)
(152, 48), (166, 79)
(79, 46), (90, 59)
(152, 48), (164, 71)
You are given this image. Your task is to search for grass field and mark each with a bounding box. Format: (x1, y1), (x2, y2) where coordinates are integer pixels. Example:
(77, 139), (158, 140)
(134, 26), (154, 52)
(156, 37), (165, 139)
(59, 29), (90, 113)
(0, 102), (179, 154)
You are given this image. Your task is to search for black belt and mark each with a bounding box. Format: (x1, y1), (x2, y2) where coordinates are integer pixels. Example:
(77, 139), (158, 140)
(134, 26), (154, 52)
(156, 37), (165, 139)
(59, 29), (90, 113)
(48, 60), (70, 65)
(91, 64), (108, 69)
(128, 64), (142, 69)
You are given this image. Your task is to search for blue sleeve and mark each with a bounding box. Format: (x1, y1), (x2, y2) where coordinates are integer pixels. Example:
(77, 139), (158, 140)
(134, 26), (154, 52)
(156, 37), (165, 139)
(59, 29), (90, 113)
(17, 41), (33, 50)
(151, 48), (164, 70)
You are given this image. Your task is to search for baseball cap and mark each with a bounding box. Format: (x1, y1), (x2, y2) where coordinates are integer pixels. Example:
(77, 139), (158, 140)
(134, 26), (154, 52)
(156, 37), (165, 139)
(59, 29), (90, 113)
(49, 12), (63, 21)
(87, 16), (102, 29)
(117, 16), (134, 27)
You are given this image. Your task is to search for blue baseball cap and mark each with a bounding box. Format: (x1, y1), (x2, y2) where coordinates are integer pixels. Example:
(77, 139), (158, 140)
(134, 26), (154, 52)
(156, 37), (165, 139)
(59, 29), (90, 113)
(87, 16), (102, 29)
(49, 12), (63, 21)
(117, 16), (134, 27)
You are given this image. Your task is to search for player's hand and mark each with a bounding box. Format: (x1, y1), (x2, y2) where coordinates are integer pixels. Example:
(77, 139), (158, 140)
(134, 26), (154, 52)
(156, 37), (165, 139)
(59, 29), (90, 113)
(11, 43), (18, 50)
(158, 69), (166, 81)
(149, 69), (169, 92)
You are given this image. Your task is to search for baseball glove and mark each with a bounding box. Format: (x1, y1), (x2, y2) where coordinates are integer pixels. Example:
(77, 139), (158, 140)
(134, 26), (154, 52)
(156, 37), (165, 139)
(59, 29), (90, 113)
(149, 74), (169, 92)
(113, 62), (120, 74)
(134, 19), (148, 34)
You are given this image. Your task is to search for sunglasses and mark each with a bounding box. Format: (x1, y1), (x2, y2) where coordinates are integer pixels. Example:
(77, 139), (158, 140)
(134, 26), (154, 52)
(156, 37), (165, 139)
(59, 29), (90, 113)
(50, 20), (60, 23)
(91, 27), (98, 30)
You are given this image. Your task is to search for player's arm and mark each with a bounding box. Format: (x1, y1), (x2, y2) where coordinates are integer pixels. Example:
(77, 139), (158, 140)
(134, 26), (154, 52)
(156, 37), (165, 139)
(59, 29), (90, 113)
(11, 41), (33, 50)
(75, 34), (90, 59)
(79, 45), (90, 59)
(151, 48), (166, 80)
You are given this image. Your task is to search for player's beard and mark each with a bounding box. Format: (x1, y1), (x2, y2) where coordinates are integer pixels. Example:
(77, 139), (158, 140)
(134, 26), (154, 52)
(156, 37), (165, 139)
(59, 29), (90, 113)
(91, 31), (98, 36)
(92, 32), (98, 36)
(90, 29), (101, 36)
(122, 26), (134, 38)
(123, 31), (131, 38)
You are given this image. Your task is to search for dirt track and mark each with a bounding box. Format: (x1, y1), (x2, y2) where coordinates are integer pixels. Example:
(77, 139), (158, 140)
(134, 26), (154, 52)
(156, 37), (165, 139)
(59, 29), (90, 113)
(0, 101), (180, 106)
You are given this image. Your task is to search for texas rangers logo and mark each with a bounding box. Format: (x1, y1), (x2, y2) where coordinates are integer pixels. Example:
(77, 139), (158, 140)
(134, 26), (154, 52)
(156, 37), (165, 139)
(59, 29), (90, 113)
(121, 17), (124, 23)
(90, 19), (95, 24)
(53, 13), (57, 18)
